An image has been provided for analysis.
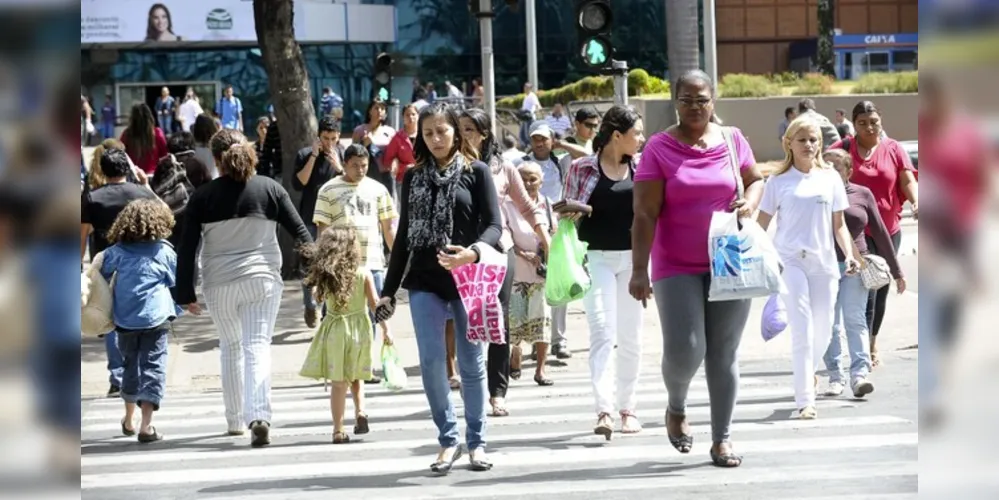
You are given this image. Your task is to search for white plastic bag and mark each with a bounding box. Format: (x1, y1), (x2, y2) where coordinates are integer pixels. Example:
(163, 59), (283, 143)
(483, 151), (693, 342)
(708, 212), (784, 302)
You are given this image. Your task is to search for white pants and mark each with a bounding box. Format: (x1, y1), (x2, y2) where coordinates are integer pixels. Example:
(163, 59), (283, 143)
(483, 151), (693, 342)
(203, 276), (284, 430)
(582, 250), (644, 415)
(781, 253), (839, 409)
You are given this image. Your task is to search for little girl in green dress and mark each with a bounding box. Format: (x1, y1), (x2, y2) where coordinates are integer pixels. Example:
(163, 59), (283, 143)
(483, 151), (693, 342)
(299, 227), (392, 444)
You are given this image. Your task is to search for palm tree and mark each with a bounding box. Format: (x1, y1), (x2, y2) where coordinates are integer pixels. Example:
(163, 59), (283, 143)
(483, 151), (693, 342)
(253, 0), (317, 275)
(665, 0), (701, 84)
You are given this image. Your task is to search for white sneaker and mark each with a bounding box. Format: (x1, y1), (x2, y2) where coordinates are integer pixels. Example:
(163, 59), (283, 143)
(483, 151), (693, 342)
(824, 381), (845, 396)
(852, 378), (875, 398)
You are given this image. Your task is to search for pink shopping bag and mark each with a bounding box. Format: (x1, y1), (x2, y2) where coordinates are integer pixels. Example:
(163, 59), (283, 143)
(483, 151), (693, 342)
(450, 243), (508, 345)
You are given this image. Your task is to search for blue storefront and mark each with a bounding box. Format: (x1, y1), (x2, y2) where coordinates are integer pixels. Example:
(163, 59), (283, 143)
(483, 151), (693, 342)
(833, 33), (918, 80)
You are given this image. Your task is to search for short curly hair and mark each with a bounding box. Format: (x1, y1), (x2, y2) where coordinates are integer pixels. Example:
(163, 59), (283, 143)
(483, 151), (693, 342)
(106, 199), (175, 244)
(209, 128), (246, 162)
(221, 142), (257, 182)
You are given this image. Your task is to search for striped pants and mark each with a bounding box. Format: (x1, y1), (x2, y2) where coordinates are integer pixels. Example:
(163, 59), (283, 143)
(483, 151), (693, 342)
(203, 276), (284, 431)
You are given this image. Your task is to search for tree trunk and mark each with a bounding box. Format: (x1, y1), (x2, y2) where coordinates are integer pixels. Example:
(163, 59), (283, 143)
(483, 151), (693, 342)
(817, 0), (835, 76)
(253, 0), (318, 278)
(665, 0), (701, 126)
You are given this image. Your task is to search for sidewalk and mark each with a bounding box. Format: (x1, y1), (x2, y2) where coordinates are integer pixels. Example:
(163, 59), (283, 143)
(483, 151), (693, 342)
(81, 267), (919, 397)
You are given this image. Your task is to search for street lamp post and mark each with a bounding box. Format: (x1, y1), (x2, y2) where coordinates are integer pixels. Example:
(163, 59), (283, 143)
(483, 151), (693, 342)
(476, 0), (497, 137)
(525, 0), (539, 91)
(703, 0), (718, 84)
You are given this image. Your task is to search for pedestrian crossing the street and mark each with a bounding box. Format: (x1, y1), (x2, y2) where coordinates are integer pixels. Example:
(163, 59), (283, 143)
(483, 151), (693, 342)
(81, 362), (918, 500)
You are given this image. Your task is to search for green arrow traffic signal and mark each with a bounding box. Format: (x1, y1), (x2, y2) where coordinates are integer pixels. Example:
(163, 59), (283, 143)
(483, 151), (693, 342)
(581, 37), (610, 67)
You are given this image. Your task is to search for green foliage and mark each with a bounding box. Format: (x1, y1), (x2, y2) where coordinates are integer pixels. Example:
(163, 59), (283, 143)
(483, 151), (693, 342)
(496, 70), (670, 108)
(816, 0), (835, 75)
(852, 71), (919, 94)
(719, 74), (781, 98)
(766, 72), (801, 86)
(793, 73), (836, 95)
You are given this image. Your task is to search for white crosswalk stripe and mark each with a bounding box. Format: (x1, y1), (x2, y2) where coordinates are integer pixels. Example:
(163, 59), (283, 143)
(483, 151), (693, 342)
(81, 365), (918, 499)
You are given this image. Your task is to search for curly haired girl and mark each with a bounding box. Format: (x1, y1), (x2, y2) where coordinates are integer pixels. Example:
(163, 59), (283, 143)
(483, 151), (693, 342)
(299, 226), (392, 444)
(99, 198), (182, 443)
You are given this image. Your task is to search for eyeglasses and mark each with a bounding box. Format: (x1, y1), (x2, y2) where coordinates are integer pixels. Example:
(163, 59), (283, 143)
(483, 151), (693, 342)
(582, 121), (599, 129)
(677, 98), (712, 108)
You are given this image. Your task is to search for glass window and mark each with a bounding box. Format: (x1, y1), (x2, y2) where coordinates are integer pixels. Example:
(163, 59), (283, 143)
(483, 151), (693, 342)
(893, 50), (918, 72)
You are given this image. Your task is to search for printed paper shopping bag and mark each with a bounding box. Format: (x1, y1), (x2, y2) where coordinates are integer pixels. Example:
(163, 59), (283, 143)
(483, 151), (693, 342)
(544, 218), (591, 307)
(707, 212), (783, 302)
(450, 243), (508, 345)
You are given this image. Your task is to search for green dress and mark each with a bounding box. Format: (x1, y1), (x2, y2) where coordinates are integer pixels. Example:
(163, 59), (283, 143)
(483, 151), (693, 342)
(299, 269), (373, 383)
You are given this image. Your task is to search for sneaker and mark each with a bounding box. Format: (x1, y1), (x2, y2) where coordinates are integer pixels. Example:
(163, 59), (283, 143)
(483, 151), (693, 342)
(250, 420), (271, 448)
(305, 308), (318, 328)
(553, 345), (572, 360)
(824, 381), (845, 397)
(107, 385), (121, 398)
(852, 378), (875, 398)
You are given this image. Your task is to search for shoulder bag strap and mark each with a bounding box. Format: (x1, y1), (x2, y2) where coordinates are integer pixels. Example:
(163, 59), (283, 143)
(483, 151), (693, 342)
(720, 126), (745, 199)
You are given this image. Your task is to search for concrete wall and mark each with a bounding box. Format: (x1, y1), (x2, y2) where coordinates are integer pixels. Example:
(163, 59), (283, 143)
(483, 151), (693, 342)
(632, 94), (919, 162)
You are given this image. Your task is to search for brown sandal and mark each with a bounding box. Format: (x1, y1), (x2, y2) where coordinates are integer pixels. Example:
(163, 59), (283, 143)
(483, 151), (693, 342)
(594, 412), (613, 441)
(354, 413), (369, 435)
(333, 431), (350, 444)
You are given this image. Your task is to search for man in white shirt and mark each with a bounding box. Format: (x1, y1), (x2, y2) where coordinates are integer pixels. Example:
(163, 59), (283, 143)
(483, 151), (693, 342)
(519, 82), (542, 146)
(178, 90), (204, 133)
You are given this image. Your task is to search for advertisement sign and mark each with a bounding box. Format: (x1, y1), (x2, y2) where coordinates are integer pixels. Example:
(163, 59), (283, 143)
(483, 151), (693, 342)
(81, 0), (396, 45)
(81, 1), (255, 44)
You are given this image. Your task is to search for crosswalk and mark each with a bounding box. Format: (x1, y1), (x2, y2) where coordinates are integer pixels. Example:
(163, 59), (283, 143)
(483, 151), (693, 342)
(81, 362), (918, 499)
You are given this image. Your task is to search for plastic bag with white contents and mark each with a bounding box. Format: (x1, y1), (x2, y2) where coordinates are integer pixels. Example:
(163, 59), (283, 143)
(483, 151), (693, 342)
(707, 212), (784, 302)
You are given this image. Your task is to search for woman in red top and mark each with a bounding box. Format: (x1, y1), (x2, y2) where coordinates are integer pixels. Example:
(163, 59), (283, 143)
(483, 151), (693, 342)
(120, 102), (168, 175)
(383, 104), (419, 201)
(829, 101), (918, 367)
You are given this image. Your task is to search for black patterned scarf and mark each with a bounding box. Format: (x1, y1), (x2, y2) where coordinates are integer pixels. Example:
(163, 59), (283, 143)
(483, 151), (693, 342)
(406, 154), (466, 250)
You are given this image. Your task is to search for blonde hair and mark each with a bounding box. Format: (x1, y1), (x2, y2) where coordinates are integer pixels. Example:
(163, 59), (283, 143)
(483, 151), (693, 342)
(772, 115), (832, 176)
(516, 160), (542, 177)
(88, 138), (126, 190)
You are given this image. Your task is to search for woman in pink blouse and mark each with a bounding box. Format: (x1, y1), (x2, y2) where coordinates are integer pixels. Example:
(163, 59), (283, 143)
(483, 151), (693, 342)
(459, 108), (549, 418)
(629, 70), (764, 468)
(828, 101), (918, 367)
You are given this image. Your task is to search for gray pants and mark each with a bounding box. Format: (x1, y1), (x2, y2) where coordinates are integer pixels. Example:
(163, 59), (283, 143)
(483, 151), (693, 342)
(654, 274), (751, 444)
(551, 305), (567, 348)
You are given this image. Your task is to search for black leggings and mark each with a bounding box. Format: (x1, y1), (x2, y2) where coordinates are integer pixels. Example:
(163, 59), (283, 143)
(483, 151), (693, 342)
(865, 231), (903, 338)
(487, 249), (515, 398)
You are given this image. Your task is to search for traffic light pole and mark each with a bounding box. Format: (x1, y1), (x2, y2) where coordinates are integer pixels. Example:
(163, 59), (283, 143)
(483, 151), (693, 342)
(525, 0), (539, 91)
(611, 59), (628, 106)
(477, 0), (497, 137)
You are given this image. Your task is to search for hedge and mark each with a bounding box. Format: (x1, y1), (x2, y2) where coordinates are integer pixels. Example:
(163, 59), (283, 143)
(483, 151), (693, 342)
(792, 73), (835, 95)
(495, 69), (670, 109)
(496, 70), (915, 107)
(851, 71), (918, 94)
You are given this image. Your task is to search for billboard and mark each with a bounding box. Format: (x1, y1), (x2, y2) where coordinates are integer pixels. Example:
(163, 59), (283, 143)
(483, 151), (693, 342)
(81, 1), (257, 44)
(80, 0), (396, 45)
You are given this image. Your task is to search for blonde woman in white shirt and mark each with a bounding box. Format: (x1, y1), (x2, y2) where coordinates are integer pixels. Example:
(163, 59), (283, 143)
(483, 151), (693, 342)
(756, 116), (860, 420)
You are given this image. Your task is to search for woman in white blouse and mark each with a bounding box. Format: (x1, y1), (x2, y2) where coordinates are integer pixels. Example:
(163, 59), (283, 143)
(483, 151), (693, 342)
(756, 116), (860, 420)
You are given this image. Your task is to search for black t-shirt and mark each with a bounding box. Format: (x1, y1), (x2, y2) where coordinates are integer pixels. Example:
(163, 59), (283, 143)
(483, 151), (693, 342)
(292, 146), (343, 225)
(81, 182), (159, 254)
(578, 163), (634, 251)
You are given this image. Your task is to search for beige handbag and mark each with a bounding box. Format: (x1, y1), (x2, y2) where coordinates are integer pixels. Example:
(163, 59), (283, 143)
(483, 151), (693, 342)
(859, 254), (892, 290)
(81, 251), (116, 338)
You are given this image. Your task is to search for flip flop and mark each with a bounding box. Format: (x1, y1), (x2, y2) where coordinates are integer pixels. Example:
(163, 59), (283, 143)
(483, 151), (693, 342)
(333, 431), (350, 444)
(710, 444), (743, 468)
(430, 447), (463, 475)
(665, 410), (692, 453)
(469, 452), (493, 471)
(533, 374), (554, 386)
(121, 418), (136, 437)
(137, 427), (163, 443)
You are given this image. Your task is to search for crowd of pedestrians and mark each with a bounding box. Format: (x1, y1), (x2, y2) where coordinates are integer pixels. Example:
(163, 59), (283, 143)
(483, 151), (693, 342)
(82, 68), (918, 474)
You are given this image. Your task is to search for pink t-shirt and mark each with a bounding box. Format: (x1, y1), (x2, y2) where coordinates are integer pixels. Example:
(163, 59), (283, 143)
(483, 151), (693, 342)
(828, 137), (914, 236)
(634, 128), (756, 281)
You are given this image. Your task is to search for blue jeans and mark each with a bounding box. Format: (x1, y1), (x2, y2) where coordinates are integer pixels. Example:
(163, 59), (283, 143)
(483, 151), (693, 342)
(823, 264), (871, 383)
(116, 323), (170, 410)
(105, 330), (124, 387)
(302, 222), (318, 312)
(158, 116), (173, 134)
(100, 121), (114, 140)
(409, 290), (488, 451)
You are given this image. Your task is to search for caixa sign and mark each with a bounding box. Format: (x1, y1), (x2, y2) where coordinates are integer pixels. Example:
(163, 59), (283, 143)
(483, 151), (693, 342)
(865, 34), (896, 44)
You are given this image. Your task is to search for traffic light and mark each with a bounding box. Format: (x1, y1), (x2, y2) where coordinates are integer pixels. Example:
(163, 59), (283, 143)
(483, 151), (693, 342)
(373, 52), (393, 101)
(575, 0), (613, 70)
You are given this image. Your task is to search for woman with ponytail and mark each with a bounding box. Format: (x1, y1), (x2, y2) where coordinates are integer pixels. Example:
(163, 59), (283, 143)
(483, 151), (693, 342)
(629, 70), (764, 468)
(459, 108), (552, 414)
(562, 104), (646, 440)
(174, 129), (312, 447)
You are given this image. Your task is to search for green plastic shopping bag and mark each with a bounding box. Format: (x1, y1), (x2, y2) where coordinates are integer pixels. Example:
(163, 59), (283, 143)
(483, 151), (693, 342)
(544, 218), (591, 306)
(380, 344), (408, 391)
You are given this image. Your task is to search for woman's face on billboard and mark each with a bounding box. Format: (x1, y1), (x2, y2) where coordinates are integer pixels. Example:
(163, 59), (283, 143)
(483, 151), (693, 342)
(151, 7), (169, 34)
